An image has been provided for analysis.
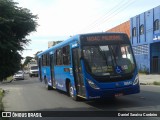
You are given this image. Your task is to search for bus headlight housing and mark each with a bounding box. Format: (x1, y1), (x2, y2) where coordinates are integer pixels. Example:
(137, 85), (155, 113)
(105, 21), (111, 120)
(133, 74), (139, 85)
(87, 79), (100, 90)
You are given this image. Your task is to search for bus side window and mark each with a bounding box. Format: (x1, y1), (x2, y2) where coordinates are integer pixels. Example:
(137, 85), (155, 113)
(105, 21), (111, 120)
(56, 49), (63, 65)
(63, 45), (70, 65)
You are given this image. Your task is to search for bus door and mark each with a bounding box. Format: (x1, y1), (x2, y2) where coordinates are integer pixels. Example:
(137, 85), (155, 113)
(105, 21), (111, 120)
(50, 54), (56, 88)
(38, 57), (42, 82)
(72, 48), (86, 98)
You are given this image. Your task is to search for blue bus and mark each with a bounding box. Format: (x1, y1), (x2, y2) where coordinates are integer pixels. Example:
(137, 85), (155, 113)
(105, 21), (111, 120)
(37, 32), (140, 100)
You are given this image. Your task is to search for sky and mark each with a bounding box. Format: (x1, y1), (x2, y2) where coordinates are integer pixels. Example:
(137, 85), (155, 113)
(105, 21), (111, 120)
(14, 0), (160, 58)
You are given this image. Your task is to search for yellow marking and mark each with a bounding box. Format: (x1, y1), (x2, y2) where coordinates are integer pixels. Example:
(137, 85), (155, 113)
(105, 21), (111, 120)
(52, 86), (56, 89)
(77, 95), (86, 99)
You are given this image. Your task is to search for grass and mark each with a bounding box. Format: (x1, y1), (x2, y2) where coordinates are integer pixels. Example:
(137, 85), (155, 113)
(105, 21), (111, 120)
(153, 81), (160, 86)
(2, 76), (13, 83)
(0, 88), (4, 112)
(0, 89), (9, 120)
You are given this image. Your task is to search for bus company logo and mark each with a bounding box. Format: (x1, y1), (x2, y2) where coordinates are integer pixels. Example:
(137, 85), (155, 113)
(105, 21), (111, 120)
(115, 83), (120, 87)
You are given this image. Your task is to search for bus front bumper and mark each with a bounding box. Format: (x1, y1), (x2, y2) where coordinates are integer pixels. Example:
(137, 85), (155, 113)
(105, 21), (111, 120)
(87, 84), (140, 99)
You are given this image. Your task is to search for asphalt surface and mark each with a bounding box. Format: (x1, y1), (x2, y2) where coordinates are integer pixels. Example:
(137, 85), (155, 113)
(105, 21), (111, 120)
(0, 74), (160, 120)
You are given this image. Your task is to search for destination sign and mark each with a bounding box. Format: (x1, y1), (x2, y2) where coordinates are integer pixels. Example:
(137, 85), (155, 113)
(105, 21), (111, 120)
(80, 33), (129, 45)
(86, 35), (122, 41)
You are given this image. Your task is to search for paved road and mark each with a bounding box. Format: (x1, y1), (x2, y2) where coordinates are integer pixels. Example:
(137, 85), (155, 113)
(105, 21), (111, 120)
(0, 74), (160, 120)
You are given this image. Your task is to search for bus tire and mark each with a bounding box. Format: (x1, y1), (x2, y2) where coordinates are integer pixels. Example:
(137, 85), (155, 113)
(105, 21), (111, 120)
(47, 85), (53, 90)
(69, 82), (79, 101)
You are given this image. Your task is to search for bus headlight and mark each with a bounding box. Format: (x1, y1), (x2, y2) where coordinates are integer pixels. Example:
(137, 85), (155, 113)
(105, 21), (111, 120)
(87, 79), (100, 89)
(133, 74), (139, 85)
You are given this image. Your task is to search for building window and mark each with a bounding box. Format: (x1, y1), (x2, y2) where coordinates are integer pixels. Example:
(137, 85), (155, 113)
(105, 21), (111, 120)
(154, 19), (159, 31)
(139, 25), (144, 35)
(132, 27), (136, 37)
(132, 44), (149, 55)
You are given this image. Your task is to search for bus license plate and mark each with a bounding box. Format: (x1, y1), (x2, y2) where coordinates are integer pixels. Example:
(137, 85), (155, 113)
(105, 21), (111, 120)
(115, 93), (123, 97)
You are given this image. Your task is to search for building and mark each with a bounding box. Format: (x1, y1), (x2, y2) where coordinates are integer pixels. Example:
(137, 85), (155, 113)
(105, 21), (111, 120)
(48, 41), (62, 48)
(131, 5), (160, 74)
(107, 5), (160, 74)
(107, 20), (130, 37)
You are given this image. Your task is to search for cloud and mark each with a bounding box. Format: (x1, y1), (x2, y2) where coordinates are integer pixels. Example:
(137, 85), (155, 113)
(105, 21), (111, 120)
(14, 0), (160, 58)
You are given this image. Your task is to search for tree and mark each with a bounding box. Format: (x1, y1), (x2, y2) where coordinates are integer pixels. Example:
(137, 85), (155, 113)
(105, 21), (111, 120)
(22, 56), (33, 68)
(34, 51), (42, 62)
(0, 0), (38, 81)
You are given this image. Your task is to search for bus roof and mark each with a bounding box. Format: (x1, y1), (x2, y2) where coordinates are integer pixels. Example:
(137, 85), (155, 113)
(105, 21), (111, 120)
(37, 34), (79, 56)
(37, 32), (128, 57)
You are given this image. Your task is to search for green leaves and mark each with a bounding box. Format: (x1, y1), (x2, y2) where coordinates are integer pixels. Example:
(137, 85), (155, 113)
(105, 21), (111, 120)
(0, 0), (38, 81)
(23, 56), (33, 67)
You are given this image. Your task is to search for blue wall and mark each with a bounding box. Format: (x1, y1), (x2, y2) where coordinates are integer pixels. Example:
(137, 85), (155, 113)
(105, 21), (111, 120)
(130, 5), (160, 73)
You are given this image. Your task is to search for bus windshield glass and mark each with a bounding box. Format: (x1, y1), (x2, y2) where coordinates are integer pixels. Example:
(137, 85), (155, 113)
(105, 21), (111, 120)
(82, 44), (135, 76)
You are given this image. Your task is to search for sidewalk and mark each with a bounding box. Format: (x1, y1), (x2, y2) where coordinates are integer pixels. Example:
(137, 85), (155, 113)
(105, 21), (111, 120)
(139, 74), (160, 85)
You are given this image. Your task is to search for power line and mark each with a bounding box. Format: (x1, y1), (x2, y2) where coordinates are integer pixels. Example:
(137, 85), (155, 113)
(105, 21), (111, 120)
(79, 0), (129, 32)
(79, 0), (128, 33)
(102, 0), (137, 31)
(87, 0), (136, 32)
(79, 0), (136, 33)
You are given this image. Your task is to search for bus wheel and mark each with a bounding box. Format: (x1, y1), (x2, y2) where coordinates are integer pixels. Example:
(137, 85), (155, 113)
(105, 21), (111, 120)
(47, 85), (53, 90)
(44, 76), (52, 90)
(69, 82), (78, 101)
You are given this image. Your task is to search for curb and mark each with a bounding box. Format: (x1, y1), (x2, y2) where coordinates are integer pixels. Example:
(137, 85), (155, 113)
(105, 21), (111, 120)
(140, 83), (153, 85)
(140, 82), (160, 86)
(1, 79), (13, 84)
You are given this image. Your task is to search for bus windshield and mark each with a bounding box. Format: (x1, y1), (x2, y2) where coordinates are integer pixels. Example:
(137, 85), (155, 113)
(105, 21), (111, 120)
(82, 44), (135, 76)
